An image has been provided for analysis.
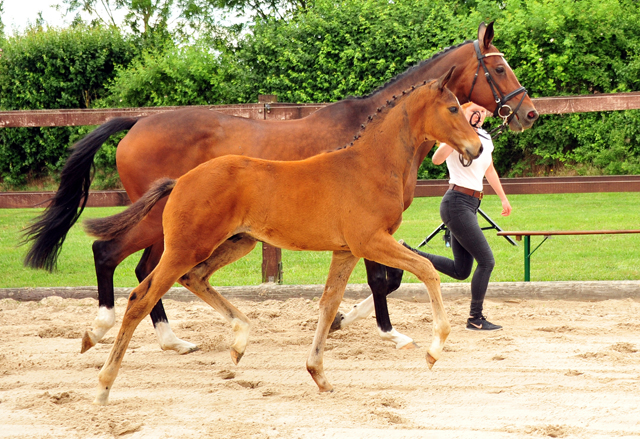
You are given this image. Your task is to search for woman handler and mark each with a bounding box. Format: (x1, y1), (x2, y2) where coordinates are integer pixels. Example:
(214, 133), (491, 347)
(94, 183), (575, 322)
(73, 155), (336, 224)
(403, 102), (511, 331)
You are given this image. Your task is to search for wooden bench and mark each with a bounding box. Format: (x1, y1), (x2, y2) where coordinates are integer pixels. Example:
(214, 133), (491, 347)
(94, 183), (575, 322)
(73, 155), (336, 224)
(496, 230), (640, 281)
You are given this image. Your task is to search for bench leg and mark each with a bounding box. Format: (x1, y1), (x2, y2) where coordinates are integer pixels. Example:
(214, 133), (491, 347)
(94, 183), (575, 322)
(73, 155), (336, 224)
(524, 235), (531, 282)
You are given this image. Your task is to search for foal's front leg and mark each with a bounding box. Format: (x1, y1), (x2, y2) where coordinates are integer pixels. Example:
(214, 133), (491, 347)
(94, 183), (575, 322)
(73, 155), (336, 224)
(307, 251), (359, 392)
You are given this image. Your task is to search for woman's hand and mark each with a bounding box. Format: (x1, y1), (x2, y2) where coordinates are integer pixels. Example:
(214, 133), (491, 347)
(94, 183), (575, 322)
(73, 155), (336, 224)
(501, 198), (512, 216)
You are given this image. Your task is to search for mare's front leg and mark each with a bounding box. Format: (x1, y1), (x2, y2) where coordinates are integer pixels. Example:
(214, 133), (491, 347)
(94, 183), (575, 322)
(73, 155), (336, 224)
(138, 243), (198, 354)
(360, 234), (451, 369)
(179, 236), (257, 365)
(331, 260), (417, 349)
(307, 251), (359, 392)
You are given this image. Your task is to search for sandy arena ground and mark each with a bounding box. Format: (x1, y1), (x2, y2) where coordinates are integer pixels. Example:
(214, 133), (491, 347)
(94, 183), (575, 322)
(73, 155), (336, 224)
(1, 293), (639, 439)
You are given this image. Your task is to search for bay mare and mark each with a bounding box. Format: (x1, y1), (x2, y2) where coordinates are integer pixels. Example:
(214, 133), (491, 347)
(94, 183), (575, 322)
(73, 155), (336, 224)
(22, 22), (538, 355)
(85, 70), (482, 405)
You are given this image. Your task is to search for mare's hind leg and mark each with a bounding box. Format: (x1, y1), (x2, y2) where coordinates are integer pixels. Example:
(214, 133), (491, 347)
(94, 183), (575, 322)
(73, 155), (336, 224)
(331, 260), (417, 349)
(178, 235), (257, 365)
(82, 213), (164, 354)
(94, 256), (193, 406)
(307, 251), (359, 392)
(138, 243), (198, 354)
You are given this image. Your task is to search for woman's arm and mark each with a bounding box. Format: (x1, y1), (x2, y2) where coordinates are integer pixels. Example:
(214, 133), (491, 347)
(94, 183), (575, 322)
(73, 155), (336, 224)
(485, 162), (512, 216)
(432, 143), (454, 165)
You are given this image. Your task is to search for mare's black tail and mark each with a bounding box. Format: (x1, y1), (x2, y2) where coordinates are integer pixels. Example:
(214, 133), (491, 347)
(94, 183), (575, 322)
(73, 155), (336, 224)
(22, 117), (141, 271)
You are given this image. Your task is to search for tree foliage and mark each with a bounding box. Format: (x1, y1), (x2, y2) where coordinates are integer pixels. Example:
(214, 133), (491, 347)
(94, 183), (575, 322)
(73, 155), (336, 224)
(2, 0), (640, 188)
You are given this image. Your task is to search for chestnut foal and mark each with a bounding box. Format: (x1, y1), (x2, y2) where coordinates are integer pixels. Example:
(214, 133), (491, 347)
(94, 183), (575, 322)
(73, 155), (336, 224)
(85, 69), (481, 405)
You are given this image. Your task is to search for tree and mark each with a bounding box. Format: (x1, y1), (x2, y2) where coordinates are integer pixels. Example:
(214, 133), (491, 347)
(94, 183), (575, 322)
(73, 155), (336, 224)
(0, 0), (4, 38)
(60, 0), (224, 42)
(211, 0), (312, 20)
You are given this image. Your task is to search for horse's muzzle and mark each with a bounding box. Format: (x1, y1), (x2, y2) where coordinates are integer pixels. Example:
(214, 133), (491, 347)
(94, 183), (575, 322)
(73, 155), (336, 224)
(510, 106), (539, 131)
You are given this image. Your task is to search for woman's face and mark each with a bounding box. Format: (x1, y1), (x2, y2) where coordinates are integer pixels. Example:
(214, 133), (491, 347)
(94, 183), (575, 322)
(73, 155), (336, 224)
(465, 105), (487, 128)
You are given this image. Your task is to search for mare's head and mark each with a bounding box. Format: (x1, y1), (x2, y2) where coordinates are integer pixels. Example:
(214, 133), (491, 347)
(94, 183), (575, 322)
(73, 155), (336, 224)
(418, 68), (482, 163)
(454, 22), (539, 132)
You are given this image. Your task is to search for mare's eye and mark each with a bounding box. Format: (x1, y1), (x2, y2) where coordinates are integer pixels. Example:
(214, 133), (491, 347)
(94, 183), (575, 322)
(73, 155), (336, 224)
(449, 106), (458, 114)
(495, 66), (505, 74)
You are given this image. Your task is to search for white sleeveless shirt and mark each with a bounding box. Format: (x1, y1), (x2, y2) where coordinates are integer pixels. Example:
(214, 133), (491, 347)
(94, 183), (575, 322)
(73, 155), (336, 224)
(445, 128), (494, 192)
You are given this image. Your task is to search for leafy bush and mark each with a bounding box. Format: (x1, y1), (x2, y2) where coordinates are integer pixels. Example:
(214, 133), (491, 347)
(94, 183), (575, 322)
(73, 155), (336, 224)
(100, 43), (249, 107)
(236, 0), (483, 103)
(3, 0), (640, 186)
(487, 0), (640, 176)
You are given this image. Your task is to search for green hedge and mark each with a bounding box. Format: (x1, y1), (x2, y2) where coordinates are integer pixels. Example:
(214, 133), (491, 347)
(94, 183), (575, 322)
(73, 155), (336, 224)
(0, 25), (137, 187)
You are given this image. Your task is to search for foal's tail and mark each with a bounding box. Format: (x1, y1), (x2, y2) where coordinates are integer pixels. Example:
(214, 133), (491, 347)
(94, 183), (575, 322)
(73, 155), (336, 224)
(84, 178), (176, 241)
(22, 117), (141, 271)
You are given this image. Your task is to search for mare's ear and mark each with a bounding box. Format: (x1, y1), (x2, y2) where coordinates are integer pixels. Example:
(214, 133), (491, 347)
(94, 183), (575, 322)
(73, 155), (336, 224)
(437, 66), (456, 92)
(478, 21), (495, 50)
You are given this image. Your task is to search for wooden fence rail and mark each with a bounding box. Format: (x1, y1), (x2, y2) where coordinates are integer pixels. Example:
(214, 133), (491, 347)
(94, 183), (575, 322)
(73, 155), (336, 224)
(2, 92), (640, 128)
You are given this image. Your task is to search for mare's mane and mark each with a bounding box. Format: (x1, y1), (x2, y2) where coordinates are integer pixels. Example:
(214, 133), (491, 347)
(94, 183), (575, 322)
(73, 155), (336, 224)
(346, 40), (473, 101)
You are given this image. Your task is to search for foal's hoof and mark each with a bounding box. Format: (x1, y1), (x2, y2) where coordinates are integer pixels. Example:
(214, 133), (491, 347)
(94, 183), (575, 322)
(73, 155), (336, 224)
(230, 349), (244, 365)
(426, 352), (437, 370)
(81, 330), (98, 354)
(329, 312), (345, 333)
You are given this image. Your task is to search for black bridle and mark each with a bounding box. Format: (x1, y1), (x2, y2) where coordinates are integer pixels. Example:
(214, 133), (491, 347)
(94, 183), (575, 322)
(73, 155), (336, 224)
(466, 40), (528, 139)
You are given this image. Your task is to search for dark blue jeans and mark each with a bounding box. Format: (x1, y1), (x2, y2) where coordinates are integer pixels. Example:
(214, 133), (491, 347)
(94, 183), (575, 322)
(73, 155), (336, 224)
(417, 190), (495, 317)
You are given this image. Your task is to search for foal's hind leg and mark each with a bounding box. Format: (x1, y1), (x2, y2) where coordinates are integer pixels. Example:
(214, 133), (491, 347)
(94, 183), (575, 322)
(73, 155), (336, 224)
(139, 243), (198, 354)
(94, 257), (192, 406)
(307, 251), (359, 392)
(178, 236), (257, 364)
(331, 261), (417, 349)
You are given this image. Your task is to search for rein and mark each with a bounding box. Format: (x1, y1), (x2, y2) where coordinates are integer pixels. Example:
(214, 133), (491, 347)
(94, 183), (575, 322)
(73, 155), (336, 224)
(466, 40), (528, 139)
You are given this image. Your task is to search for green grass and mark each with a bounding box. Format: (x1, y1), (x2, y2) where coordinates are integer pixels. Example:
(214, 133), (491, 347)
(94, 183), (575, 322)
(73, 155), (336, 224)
(1, 192), (639, 288)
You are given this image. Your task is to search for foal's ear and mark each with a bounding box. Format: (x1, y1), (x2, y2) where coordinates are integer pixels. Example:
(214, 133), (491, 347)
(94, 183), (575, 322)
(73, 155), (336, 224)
(437, 66), (456, 92)
(478, 21), (495, 50)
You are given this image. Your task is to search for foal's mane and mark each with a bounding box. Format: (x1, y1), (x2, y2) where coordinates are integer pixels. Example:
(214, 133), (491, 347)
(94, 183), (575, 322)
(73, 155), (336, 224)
(330, 79), (433, 153)
(347, 40), (473, 101)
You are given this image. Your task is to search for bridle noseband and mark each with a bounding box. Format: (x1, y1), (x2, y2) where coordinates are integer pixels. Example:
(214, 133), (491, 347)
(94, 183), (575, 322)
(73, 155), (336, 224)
(466, 40), (528, 138)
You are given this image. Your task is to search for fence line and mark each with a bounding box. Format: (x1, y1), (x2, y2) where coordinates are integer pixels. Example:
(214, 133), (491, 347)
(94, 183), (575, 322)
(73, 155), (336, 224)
(2, 92), (640, 128)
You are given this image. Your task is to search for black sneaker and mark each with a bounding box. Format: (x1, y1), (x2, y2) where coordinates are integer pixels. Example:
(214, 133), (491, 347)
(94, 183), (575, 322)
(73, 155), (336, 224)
(466, 315), (502, 331)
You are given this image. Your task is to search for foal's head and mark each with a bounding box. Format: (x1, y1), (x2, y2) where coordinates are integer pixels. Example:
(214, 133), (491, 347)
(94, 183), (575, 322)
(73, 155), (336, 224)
(420, 68), (483, 162)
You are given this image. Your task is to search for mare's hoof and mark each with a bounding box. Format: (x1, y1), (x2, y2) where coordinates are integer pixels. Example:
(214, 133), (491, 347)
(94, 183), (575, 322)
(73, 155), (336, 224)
(399, 341), (420, 350)
(426, 352), (437, 370)
(81, 331), (97, 354)
(170, 343), (199, 355)
(329, 312), (345, 333)
(230, 349), (244, 365)
(178, 345), (199, 355)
